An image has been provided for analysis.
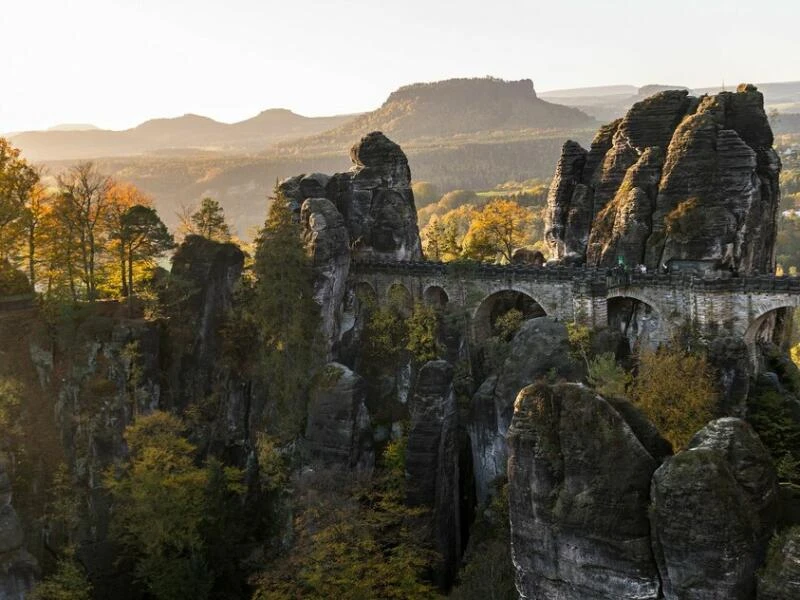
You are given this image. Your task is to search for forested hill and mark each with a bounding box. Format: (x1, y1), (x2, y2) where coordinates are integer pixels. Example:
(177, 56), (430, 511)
(281, 77), (596, 153)
(8, 109), (357, 161)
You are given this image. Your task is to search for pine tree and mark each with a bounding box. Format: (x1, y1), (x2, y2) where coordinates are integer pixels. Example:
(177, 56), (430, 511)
(252, 192), (320, 435)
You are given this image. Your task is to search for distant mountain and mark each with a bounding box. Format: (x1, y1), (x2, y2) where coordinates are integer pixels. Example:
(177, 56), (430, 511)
(9, 110), (358, 161)
(540, 81), (800, 123)
(284, 77), (596, 153)
(47, 123), (99, 131)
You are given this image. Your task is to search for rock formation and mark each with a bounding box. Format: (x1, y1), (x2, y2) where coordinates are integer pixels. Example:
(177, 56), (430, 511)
(405, 360), (460, 587)
(304, 363), (373, 470)
(167, 235), (245, 411)
(469, 317), (583, 503)
(281, 131), (422, 262)
(545, 85), (781, 275)
(301, 198), (351, 358)
(507, 382), (662, 600)
(650, 418), (778, 600)
(0, 462), (38, 600)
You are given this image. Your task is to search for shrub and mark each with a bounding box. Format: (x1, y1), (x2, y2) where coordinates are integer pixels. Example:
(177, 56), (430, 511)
(631, 347), (716, 450)
(0, 260), (32, 296)
(588, 352), (632, 398)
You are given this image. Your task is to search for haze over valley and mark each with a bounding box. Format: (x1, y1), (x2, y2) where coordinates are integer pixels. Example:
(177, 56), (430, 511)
(9, 76), (800, 236)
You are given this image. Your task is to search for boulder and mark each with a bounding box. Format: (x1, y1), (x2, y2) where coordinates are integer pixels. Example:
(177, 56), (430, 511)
(468, 316), (583, 503)
(305, 363), (374, 470)
(507, 382), (661, 600)
(406, 360), (460, 587)
(651, 418), (779, 599)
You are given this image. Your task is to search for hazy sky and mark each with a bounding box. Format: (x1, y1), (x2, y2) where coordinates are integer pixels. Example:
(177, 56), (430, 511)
(3, 0), (798, 132)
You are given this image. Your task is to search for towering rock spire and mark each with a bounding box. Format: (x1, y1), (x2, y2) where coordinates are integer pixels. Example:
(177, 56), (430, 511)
(545, 85), (781, 274)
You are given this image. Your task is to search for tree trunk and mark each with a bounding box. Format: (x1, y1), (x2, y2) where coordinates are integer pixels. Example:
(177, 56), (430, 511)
(120, 245), (128, 298)
(27, 226), (35, 290)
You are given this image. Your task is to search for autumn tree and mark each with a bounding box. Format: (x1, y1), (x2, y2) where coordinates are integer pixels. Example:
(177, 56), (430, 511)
(462, 198), (534, 263)
(56, 163), (113, 300)
(190, 198), (231, 242)
(18, 176), (54, 288)
(0, 138), (39, 261)
(631, 347), (717, 450)
(105, 183), (152, 296)
(421, 205), (475, 261)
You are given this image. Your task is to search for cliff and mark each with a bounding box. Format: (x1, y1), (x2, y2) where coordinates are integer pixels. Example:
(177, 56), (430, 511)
(545, 84), (781, 274)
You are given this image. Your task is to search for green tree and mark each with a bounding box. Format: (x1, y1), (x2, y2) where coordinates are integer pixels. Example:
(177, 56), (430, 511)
(190, 198), (231, 242)
(105, 411), (244, 600)
(251, 192), (320, 435)
(30, 550), (93, 600)
(117, 204), (174, 298)
(587, 352), (632, 398)
(406, 303), (441, 363)
(253, 441), (437, 600)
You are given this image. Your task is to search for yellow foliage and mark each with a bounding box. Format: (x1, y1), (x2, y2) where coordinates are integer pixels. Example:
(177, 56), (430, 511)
(631, 348), (717, 450)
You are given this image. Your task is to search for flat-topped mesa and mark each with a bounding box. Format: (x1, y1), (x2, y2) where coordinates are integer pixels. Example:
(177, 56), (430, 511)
(544, 84), (781, 275)
(278, 131), (423, 262)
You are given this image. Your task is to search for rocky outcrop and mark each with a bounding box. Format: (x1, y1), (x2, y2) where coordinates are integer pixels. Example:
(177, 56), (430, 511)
(650, 417), (778, 600)
(301, 198), (351, 357)
(758, 527), (800, 600)
(507, 382), (662, 600)
(283, 132), (422, 262)
(406, 360), (460, 587)
(510, 248), (545, 266)
(167, 235), (245, 410)
(545, 85), (781, 275)
(469, 317), (583, 503)
(304, 363), (373, 470)
(0, 463), (38, 600)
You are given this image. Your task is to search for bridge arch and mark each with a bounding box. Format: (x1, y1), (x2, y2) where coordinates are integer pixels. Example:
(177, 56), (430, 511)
(423, 285), (449, 309)
(354, 281), (378, 306)
(607, 294), (663, 351)
(472, 289), (547, 343)
(744, 305), (795, 350)
(386, 282), (414, 317)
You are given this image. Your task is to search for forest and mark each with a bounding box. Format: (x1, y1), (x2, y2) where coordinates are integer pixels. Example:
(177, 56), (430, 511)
(1, 132), (800, 599)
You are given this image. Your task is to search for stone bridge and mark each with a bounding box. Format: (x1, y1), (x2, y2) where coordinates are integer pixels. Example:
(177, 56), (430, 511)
(350, 261), (800, 365)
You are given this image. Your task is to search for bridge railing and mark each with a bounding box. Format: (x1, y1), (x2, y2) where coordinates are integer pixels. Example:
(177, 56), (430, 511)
(352, 259), (800, 294)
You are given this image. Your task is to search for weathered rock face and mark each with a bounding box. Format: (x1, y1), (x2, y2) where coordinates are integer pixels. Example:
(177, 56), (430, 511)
(167, 235), (245, 410)
(301, 198), (351, 357)
(758, 527), (800, 600)
(469, 316), (583, 503)
(0, 463), (38, 600)
(510, 248), (545, 266)
(406, 360), (460, 587)
(304, 363), (374, 470)
(283, 132), (422, 262)
(507, 382), (662, 600)
(650, 417), (779, 600)
(545, 85), (781, 274)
